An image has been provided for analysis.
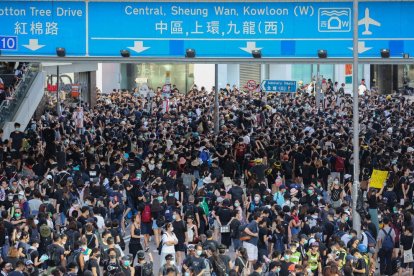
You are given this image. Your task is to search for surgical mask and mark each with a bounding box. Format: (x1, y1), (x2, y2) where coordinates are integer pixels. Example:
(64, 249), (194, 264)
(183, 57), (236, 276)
(234, 202), (240, 207)
(275, 268), (281, 273)
(284, 255), (290, 260)
(170, 227), (174, 231)
(172, 215), (177, 220)
(18, 195), (24, 200)
(308, 190), (313, 195)
(14, 204), (19, 208)
(185, 273), (190, 276)
(8, 196), (13, 201)
(15, 213), (21, 218)
(141, 167), (146, 172)
(334, 180), (339, 185)
(124, 260), (130, 266)
(254, 196), (260, 202)
(197, 250), (202, 256)
(157, 196), (163, 202)
(148, 164), (155, 170)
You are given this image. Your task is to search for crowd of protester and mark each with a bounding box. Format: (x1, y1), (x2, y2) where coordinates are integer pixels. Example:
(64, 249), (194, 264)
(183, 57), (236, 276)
(0, 78), (413, 276)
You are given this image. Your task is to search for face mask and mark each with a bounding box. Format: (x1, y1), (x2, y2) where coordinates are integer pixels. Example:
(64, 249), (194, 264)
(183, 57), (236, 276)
(185, 273), (190, 276)
(15, 213), (21, 218)
(141, 167), (146, 172)
(275, 268), (281, 273)
(148, 164), (155, 170)
(308, 190), (314, 195)
(334, 180), (339, 185)
(284, 255), (290, 260)
(172, 215), (177, 220)
(158, 196), (163, 202)
(14, 204), (19, 208)
(234, 202), (240, 207)
(124, 260), (130, 266)
(18, 195), (24, 200)
(170, 227), (174, 231)
(345, 217), (349, 222)
(197, 250), (202, 256)
(8, 196), (13, 201)
(254, 196), (260, 202)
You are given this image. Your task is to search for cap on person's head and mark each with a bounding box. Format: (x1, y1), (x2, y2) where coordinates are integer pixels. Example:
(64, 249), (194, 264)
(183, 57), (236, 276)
(300, 234), (308, 241)
(218, 244), (226, 250)
(165, 254), (174, 261)
(137, 250), (145, 260)
(188, 244), (195, 251)
(346, 255), (356, 262)
(311, 242), (319, 247)
(121, 255), (131, 261)
(357, 244), (367, 253)
(206, 244), (216, 252)
(46, 175), (53, 180)
(25, 260), (33, 266)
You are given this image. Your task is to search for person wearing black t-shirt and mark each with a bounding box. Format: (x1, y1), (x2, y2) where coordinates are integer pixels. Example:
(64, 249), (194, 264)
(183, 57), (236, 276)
(9, 123), (24, 167)
(258, 219), (269, 263)
(172, 211), (187, 267)
(86, 248), (101, 276)
(228, 180), (244, 205)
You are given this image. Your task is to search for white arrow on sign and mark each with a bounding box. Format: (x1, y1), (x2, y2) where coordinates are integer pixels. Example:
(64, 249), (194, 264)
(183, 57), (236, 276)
(240, 41), (262, 54)
(22, 39), (45, 51)
(348, 41), (372, 54)
(128, 41), (150, 53)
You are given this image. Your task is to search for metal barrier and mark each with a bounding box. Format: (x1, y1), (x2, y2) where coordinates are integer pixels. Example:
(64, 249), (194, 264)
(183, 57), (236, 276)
(0, 64), (40, 128)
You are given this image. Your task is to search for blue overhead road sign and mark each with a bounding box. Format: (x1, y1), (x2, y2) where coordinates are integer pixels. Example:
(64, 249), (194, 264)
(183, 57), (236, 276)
(0, 1), (86, 56)
(261, 80), (297, 93)
(1, 1), (414, 58)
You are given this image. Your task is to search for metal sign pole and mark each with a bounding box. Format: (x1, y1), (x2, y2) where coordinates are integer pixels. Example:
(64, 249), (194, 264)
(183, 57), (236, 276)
(316, 64), (320, 109)
(56, 65), (61, 116)
(352, 0), (361, 235)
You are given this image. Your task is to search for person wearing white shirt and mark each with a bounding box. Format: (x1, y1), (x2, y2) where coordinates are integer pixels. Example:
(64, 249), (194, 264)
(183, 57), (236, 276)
(358, 84), (367, 95)
(160, 223), (178, 267)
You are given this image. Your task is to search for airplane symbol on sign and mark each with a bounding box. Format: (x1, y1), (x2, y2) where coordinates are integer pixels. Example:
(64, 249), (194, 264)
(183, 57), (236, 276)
(358, 8), (381, 35)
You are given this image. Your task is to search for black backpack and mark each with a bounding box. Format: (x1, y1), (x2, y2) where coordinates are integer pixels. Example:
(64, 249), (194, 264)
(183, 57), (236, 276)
(47, 244), (61, 267)
(66, 249), (81, 269)
(184, 204), (197, 219)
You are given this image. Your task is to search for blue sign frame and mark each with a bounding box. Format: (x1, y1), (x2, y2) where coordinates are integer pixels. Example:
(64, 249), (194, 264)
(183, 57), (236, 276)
(0, 1), (414, 58)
